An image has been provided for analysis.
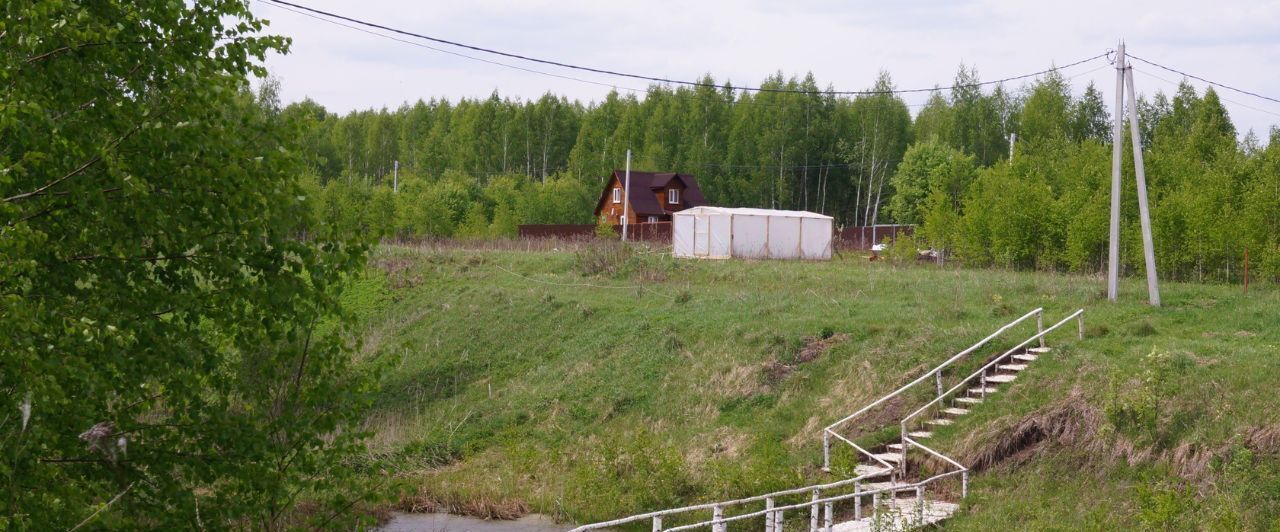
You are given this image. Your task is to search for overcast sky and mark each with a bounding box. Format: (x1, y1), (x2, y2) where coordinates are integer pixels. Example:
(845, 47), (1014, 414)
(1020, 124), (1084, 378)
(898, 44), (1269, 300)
(250, 0), (1280, 141)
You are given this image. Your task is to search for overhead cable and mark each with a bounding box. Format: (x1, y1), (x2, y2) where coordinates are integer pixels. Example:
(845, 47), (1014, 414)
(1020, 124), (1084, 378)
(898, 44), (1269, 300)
(1126, 53), (1280, 105)
(261, 0), (1109, 96)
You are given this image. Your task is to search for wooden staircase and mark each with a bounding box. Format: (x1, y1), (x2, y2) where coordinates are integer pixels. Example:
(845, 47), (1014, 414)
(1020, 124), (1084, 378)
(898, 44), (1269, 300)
(568, 311), (1085, 532)
(830, 343), (1057, 530)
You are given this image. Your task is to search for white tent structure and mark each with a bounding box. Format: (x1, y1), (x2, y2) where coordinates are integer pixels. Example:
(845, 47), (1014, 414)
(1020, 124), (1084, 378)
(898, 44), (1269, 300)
(672, 207), (834, 260)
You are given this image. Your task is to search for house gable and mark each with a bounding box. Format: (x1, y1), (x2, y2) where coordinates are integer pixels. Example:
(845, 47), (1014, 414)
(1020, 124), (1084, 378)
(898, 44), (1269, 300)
(592, 170), (708, 223)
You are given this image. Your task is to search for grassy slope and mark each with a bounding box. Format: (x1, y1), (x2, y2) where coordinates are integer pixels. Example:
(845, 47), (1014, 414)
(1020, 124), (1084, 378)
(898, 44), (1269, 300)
(344, 242), (1280, 529)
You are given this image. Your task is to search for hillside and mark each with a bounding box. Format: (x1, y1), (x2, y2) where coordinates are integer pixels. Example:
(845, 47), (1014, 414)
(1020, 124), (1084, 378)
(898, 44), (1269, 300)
(344, 242), (1280, 529)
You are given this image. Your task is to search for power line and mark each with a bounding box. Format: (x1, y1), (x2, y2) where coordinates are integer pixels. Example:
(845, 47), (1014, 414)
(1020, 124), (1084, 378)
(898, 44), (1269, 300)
(261, 0), (1109, 97)
(1126, 53), (1280, 105)
(699, 162), (857, 170)
(258, 0), (937, 112)
(257, 0), (649, 94)
(258, 0), (914, 112)
(1131, 67), (1280, 120)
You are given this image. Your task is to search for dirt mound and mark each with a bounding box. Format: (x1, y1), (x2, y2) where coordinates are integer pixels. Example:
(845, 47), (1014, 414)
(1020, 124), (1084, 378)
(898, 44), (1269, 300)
(763, 332), (851, 386)
(954, 387), (1104, 472)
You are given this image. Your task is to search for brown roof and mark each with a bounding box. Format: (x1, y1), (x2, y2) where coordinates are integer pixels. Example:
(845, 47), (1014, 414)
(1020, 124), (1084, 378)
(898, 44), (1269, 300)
(596, 170), (708, 216)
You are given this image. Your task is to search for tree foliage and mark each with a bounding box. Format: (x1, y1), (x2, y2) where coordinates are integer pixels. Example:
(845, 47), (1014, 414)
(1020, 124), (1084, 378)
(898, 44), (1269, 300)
(2, 1), (371, 528)
(271, 46), (1277, 283)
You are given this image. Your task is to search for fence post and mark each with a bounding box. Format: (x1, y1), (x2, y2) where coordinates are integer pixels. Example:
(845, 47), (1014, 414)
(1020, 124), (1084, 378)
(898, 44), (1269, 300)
(810, 489), (820, 531)
(713, 505), (724, 532)
(652, 515), (662, 532)
(764, 498), (774, 532)
(822, 431), (830, 472)
(1037, 311), (1046, 348)
(1077, 312), (1085, 340)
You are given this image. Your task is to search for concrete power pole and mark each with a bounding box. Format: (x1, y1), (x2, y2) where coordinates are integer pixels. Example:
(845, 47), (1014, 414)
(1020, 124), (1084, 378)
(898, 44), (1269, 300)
(1107, 41), (1161, 307)
(1107, 43), (1125, 302)
(621, 149), (631, 242)
(1125, 60), (1161, 306)
(393, 160), (399, 193)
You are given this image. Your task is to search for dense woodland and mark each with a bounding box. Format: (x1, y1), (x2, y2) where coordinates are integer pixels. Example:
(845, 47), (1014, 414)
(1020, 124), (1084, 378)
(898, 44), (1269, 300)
(281, 66), (1280, 282)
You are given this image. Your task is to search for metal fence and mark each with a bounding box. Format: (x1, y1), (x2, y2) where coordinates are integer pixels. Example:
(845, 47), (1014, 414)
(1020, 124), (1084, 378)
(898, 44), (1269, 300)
(517, 222), (671, 242)
(520, 222), (909, 251)
(834, 224), (914, 251)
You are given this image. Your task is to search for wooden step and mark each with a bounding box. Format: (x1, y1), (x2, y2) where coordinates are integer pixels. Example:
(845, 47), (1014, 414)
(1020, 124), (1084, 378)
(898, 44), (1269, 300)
(986, 374), (1017, 383)
(955, 396), (983, 404)
(886, 443), (905, 451)
(832, 499), (960, 531)
(854, 464), (892, 477)
(908, 431), (933, 439)
(998, 363), (1028, 371)
(861, 482), (919, 499)
(968, 386), (998, 395)
(1027, 347), (1051, 354)
(870, 452), (902, 464)
(942, 407), (970, 416)
(925, 418), (953, 426)
(862, 481), (899, 491)
(1012, 353), (1038, 362)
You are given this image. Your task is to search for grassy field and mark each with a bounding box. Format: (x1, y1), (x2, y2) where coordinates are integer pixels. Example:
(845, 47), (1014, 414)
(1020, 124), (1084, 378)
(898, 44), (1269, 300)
(343, 240), (1280, 529)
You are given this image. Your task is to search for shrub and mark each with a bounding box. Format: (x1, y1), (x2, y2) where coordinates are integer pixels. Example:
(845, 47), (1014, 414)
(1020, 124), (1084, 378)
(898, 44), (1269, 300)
(594, 217), (618, 239)
(574, 241), (633, 276)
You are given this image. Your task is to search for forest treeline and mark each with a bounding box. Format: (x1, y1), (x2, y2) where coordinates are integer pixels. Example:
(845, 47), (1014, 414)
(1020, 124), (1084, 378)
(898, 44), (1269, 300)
(278, 67), (1280, 281)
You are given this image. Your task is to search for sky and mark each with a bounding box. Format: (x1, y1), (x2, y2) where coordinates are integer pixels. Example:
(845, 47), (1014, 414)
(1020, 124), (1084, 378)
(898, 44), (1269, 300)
(249, 0), (1280, 141)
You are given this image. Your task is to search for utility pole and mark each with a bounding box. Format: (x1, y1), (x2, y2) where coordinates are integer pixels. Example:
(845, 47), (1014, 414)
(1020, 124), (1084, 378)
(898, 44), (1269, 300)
(1107, 43), (1125, 302)
(393, 160), (399, 193)
(1108, 41), (1161, 307)
(1124, 60), (1161, 306)
(621, 149), (631, 242)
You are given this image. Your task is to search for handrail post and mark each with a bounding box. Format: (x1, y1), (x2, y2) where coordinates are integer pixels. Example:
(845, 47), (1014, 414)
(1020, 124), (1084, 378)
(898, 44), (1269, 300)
(935, 371), (943, 398)
(899, 423), (908, 474)
(809, 489), (820, 532)
(1077, 311), (1085, 340)
(652, 515), (662, 532)
(824, 500), (833, 532)
(872, 492), (880, 521)
(980, 372), (987, 400)
(774, 507), (784, 532)
(821, 431), (830, 472)
(764, 498), (774, 532)
(854, 481), (862, 520)
(1037, 311), (1045, 348)
(713, 505), (724, 532)
(916, 486), (925, 523)
(962, 470), (969, 498)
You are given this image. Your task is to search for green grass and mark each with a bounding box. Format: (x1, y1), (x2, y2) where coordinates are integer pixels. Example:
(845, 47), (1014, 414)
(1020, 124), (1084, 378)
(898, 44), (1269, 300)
(343, 242), (1280, 528)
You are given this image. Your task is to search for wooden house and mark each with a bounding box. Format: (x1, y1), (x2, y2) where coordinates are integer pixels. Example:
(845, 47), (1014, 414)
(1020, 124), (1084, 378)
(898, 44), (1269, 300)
(593, 170), (708, 224)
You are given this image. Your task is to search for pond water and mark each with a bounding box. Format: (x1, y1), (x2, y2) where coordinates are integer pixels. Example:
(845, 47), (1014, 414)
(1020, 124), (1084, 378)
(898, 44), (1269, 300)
(378, 513), (571, 532)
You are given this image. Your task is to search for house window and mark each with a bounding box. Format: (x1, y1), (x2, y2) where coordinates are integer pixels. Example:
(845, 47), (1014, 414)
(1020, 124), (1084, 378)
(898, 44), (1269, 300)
(647, 216), (658, 223)
(668, 188), (679, 204)
(613, 187), (622, 203)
